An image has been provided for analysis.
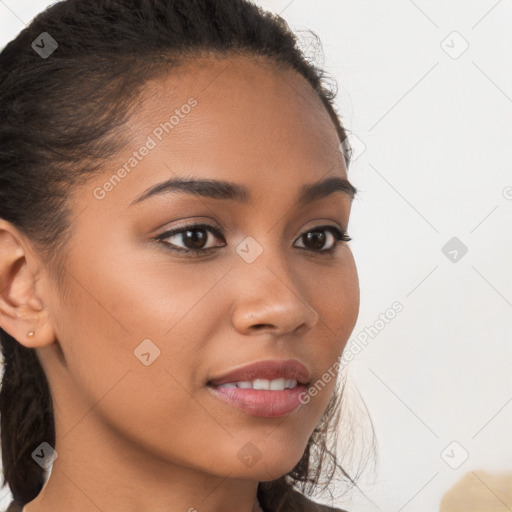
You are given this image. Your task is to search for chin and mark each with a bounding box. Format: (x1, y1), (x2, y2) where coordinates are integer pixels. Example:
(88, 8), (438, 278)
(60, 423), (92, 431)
(233, 442), (309, 482)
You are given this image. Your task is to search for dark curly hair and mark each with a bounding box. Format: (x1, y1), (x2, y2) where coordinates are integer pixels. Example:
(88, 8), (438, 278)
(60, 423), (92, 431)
(0, 1), (371, 511)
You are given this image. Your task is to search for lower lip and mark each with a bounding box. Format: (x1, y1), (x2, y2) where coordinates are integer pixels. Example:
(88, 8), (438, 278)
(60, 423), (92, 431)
(207, 384), (308, 418)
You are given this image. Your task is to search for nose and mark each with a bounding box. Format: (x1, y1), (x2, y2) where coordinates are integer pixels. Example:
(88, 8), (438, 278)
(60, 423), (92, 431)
(229, 249), (320, 337)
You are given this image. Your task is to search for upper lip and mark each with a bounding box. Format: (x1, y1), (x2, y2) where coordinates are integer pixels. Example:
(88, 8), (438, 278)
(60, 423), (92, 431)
(208, 359), (311, 386)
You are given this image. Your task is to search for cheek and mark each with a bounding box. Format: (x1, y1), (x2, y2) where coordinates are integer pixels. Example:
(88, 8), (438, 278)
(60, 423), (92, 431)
(49, 272), (225, 466)
(338, 257), (360, 342)
(307, 251), (359, 401)
(314, 249), (360, 350)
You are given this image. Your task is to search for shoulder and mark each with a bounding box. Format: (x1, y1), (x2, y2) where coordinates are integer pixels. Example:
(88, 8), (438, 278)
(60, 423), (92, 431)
(283, 488), (350, 512)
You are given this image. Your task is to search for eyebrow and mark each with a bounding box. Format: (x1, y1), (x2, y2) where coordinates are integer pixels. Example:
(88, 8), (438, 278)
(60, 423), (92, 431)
(129, 175), (357, 207)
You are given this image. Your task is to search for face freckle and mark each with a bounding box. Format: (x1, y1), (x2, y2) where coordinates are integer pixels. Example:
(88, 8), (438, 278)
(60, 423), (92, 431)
(36, 54), (359, 503)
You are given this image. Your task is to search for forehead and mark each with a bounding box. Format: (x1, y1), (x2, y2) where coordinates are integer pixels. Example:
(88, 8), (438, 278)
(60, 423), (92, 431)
(103, 54), (348, 208)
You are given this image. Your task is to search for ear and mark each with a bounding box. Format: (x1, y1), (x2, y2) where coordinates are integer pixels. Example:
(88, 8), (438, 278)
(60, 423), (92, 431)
(0, 219), (56, 348)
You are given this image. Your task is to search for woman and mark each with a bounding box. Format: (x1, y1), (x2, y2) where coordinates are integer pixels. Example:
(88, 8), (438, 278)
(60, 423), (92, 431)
(0, 0), (361, 510)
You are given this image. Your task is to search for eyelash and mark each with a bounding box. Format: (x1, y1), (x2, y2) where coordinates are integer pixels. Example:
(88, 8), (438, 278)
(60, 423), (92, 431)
(153, 222), (351, 257)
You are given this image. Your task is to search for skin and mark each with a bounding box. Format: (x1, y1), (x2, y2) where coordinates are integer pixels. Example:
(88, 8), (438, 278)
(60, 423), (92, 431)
(0, 55), (359, 512)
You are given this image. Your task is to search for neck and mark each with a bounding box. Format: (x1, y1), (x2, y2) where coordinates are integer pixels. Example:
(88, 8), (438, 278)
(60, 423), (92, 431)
(22, 411), (262, 512)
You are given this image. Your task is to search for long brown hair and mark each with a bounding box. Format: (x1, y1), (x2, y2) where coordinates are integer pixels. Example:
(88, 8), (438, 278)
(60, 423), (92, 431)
(0, 1), (372, 510)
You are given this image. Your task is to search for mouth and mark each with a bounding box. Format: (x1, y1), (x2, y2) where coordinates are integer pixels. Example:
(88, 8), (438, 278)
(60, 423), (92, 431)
(211, 377), (302, 391)
(206, 359), (311, 418)
(208, 358), (311, 386)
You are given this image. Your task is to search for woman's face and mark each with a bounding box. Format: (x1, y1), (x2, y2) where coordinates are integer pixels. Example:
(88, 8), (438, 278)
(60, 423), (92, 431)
(36, 55), (359, 483)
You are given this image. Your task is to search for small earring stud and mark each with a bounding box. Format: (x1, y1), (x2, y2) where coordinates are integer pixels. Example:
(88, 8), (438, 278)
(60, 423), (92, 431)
(27, 330), (35, 338)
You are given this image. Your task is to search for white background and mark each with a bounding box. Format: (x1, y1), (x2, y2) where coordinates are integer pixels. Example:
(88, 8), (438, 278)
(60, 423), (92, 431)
(1, 1), (511, 511)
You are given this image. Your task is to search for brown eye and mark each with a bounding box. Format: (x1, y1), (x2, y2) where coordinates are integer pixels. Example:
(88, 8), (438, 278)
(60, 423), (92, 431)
(176, 228), (208, 250)
(303, 231), (328, 251)
(155, 223), (226, 254)
(294, 226), (351, 253)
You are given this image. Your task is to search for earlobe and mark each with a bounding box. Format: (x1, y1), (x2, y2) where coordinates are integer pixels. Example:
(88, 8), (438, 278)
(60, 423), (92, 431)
(0, 220), (56, 348)
(18, 313), (55, 349)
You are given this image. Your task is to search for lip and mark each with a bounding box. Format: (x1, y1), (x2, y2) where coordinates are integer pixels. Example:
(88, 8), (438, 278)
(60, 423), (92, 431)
(207, 359), (311, 387)
(206, 359), (311, 418)
(207, 384), (309, 418)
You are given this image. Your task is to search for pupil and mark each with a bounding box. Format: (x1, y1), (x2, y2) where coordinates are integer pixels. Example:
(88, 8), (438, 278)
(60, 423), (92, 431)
(184, 229), (206, 249)
(305, 231), (325, 250)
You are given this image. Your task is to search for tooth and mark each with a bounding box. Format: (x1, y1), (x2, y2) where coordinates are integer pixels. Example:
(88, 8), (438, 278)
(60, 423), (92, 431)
(252, 379), (270, 390)
(285, 379), (298, 389)
(217, 378), (298, 390)
(269, 378), (286, 390)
